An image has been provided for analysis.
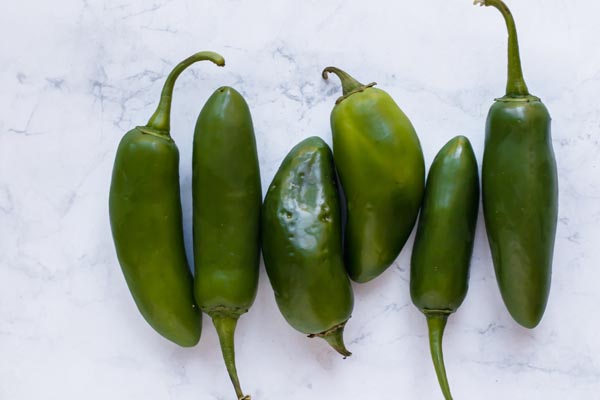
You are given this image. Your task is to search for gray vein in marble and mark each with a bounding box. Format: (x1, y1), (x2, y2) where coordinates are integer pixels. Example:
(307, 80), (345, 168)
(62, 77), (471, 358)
(118, 0), (175, 20)
(477, 322), (506, 335)
(45, 78), (67, 91)
(0, 185), (14, 214)
(469, 357), (600, 383)
(140, 25), (178, 34)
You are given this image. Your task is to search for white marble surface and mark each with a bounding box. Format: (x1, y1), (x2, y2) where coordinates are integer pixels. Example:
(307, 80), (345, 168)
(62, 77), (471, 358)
(1, 1), (599, 399)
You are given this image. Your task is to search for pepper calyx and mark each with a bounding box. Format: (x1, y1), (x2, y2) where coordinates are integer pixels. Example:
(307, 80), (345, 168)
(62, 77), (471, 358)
(205, 305), (248, 319)
(334, 82), (377, 105)
(137, 126), (173, 141)
(495, 94), (541, 103)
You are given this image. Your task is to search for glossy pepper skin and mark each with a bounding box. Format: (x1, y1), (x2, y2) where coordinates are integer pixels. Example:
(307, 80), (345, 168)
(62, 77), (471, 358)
(411, 136), (479, 400)
(193, 87), (261, 400)
(109, 52), (225, 346)
(322, 67), (425, 283)
(262, 137), (354, 357)
(476, 0), (558, 328)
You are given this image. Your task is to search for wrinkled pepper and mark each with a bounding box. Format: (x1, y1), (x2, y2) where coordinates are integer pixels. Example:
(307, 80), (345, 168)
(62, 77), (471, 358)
(193, 87), (261, 400)
(109, 51), (225, 346)
(411, 136), (479, 400)
(322, 67), (425, 283)
(476, 0), (558, 328)
(262, 137), (354, 357)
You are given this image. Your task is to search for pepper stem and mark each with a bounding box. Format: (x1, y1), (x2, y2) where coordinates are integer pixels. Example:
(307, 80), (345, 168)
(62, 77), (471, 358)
(426, 314), (453, 400)
(322, 66), (376, 104)
(309, 321), (352, 358)
(146, 51), (225, 134)
(322, 67), (365, 95)
(211, 314), (251, 400)
(475, 0), (529, 97)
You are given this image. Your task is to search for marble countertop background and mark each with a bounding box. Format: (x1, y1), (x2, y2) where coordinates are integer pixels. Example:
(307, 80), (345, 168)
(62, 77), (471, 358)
(1, 1), (599, 399)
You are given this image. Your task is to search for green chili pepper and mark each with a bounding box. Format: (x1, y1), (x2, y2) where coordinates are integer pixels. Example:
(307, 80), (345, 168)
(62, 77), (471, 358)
(262, 137), (354, 357)
(322, 67), (425, 283)
(476, 0), (558, 328)
(410, 136), (479, 400)
(193, 87), (261, 400)
(109, 51), (225, 346)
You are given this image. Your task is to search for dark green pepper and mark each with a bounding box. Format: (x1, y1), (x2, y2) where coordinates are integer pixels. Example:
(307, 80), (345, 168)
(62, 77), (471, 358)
(322, 67), (425, 283)
(262, 137), (354, 357)
(193, 87), (261, 400)
(109, 51), (225, 346)
(476, 0), (558, 328)
(411, 136), (479, 400)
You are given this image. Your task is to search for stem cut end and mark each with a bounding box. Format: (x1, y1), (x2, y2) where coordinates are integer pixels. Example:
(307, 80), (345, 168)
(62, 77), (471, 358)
(426, 313), (453, 400)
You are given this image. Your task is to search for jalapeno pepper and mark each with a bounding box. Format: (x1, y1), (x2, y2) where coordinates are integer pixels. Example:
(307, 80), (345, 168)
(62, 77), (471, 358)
(193, 87), (261, 400)
(262, 137), (354, 357)
(411, 136), (479, 400)
(476, 0), (558, 328)
(109, 51), (225, 346)
(322, 67), (425, 283)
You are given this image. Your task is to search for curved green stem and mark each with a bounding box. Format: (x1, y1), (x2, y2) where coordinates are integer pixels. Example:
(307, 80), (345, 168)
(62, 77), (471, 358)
(426, 313), (453, 400)
(145, 51), (225, 134)
(309, 321), (352, 358)
(322, 66), (376, 104)
(212, 314), (250, 400)
(322, 66), (365, 95)
(475, 0), (529, 96)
